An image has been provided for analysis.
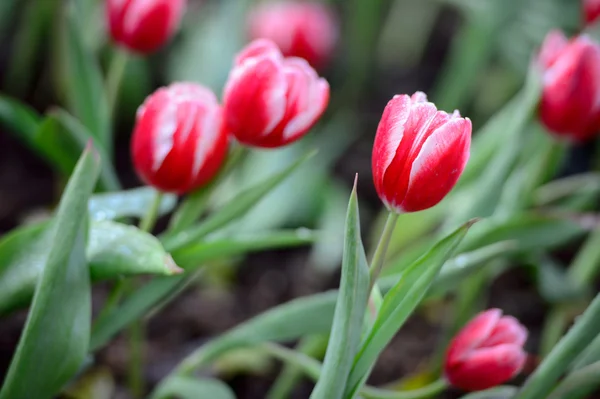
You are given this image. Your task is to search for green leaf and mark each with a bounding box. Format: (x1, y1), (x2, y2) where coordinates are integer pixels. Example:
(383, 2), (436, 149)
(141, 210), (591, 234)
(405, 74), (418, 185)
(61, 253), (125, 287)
(89, 187), (177, 221)
(49, 109), (119, 190)
(0, 220), (180, 315)
(151, 291), (339, 398)
(3, 0), (55, 96)
(161, 151), (316, 251)
(572, 334), (600, 371)
(535, 255), (584, 304)
(516, 293), (600, 399)
(460, 213), (585, 252)
(88, 221), (182, 279)
(90, 275), (189, 351)
(345, 220), (477, 397)
(0, 95), (41, 144)
(33, 114), (82, 176)
(153, 377), (236, 399)
(459, 386), (518, 399)
(446, 64), (542, 224)
(547, 361), (600, 399)
(90, 229), (318, 351)
(310, 180), (370, 399)
(534, 172), (600, 207)
(174, 229), (317, 268)
(378, 241), (517, 296)
(0, 221), (49, 314)
(59, 1), (110, 150)
(0, 147), (100, 399)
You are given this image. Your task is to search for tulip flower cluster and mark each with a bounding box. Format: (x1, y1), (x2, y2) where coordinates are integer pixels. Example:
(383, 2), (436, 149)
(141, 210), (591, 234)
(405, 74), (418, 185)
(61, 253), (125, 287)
(7, 1), (600, 399)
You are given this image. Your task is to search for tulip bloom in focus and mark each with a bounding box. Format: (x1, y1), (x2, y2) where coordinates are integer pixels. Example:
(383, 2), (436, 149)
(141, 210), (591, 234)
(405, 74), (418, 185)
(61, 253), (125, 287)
(223, 39), (330, 148)
(371, 92), (471, 213)
(131, 83), (229, 194)
(444, 309), (528, 392)
(584, 0), (600, 26)
(106, 0), (186, 54)
(538, 30), (600, 142)
(248, 1), (337, 69)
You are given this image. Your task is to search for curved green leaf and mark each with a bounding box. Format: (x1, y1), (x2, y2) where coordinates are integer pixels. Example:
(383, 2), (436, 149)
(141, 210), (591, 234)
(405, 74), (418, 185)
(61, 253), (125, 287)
(173, 229), (317, 268)
(0, 147), (100, 399)
(0, 220), (179, 315)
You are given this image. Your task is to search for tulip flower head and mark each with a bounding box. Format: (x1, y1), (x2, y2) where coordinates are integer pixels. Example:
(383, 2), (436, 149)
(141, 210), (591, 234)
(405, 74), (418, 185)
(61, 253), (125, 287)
(131, 83), (229, 194)
(538, 30), (600, 142)
(584, 0), (600, 26)
(371, 92), (471, 213)
(248, 1), (338, 69)
(223, 39), (330, 148)
(106, 0), (186, 54)
(445, 309), (528, 392)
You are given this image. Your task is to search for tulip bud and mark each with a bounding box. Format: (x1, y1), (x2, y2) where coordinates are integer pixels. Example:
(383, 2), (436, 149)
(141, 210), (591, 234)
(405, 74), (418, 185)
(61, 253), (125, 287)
(223, 39), (330, 148)
(248, 1), (338, 69)
(106, 0), (186, 54)
(131, 83), (229, 194)
(371, 92), (471, 213)
(538, 30), (600, 142)
(444, 309), (528, 392)
(584, 0), (600, 26)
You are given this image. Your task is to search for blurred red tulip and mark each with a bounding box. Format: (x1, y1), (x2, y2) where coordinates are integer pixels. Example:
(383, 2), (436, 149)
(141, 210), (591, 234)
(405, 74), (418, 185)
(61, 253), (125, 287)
(445, 309), (528, 392)
(132, 83), (228, 194)
(584, 0), (600, 26)
(106, 0), (186, 54)
(371, 92), (471, 213)
(538, 30), (600, 142)
(223, 39), (329, 148)
(248, 1), (337, 69)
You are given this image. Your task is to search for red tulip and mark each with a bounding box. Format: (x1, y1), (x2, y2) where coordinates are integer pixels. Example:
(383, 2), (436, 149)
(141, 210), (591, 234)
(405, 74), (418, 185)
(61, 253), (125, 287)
(223, 39), (329, 148)
(538, 30), (600, 142)
(584, 0), (600, 26)
(248, 1), (337, 69)
(106, 0), (186, 54)
(131, 83), (228, 194)
(445, 309), (528, 392)
(371, 92), (471, 213)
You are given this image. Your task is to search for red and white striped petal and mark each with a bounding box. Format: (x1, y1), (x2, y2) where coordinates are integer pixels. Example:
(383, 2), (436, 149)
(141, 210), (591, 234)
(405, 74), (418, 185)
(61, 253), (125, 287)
(223, 55), (287, 145)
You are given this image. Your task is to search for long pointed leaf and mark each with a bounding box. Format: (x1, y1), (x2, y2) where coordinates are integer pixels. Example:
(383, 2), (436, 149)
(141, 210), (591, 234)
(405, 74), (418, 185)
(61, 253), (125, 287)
(311, 179), (370, 399)
(0, 146), (100, 399)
